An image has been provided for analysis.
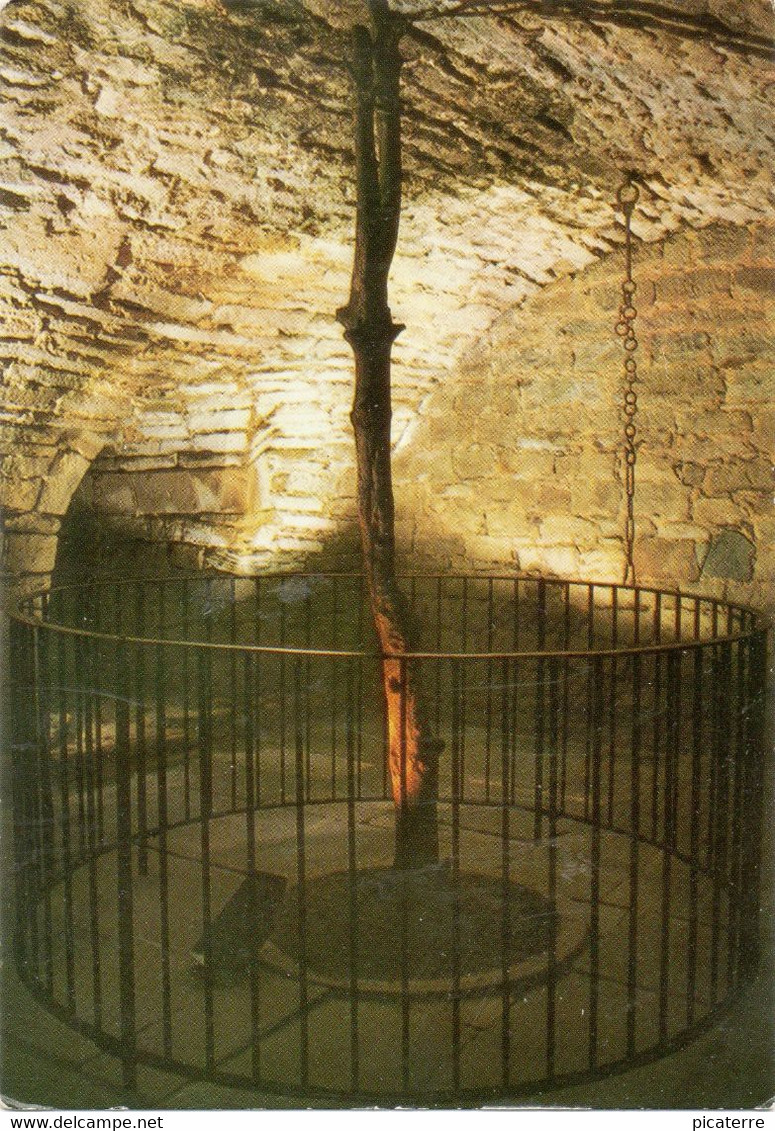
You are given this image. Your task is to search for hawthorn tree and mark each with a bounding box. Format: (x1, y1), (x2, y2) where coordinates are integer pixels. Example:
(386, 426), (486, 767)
(336, 1), (442, 871)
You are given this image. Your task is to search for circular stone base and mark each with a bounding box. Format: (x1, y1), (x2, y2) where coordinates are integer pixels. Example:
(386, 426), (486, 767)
(263, 864), (582, 996)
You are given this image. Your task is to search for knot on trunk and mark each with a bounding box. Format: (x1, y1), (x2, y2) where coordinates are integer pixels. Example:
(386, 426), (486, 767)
(413, 736), (444, 775)
(337, 313), (404, 350)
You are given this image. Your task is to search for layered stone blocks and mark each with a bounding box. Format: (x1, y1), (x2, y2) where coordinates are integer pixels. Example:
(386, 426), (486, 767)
(396, 221), (774, 611)
(2, 219), (771, 615)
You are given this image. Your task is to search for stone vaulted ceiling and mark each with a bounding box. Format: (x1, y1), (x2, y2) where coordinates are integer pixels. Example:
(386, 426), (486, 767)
(0, 0), (773, 573)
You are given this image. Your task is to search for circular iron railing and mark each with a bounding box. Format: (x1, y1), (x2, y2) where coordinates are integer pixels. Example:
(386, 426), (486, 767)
(8, 573), (769, 1103)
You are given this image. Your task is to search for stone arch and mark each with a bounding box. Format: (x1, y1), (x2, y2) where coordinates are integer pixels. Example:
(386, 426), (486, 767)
(1, 431), (110, 599)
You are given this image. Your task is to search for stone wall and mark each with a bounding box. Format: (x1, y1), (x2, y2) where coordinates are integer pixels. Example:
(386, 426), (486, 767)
(393, 220), (774, 611)
(44, 219), (773, 615)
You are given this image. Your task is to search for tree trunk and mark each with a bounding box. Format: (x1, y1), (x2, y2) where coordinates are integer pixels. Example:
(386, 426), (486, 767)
(337, 4), (440, 871)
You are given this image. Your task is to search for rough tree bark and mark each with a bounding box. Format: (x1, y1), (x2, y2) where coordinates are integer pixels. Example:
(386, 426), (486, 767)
(337, 1), (441, 871)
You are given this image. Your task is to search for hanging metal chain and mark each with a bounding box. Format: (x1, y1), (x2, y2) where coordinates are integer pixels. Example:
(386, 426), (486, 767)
(616, 179), (640, 585)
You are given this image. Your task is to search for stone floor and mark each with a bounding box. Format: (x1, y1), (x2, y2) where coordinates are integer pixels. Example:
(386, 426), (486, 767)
(2, 800), (772, 1111)
(1, 950), (772, 1110)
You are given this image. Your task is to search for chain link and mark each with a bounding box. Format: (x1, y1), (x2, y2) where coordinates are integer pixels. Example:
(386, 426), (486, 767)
(616, 179), (640, 585)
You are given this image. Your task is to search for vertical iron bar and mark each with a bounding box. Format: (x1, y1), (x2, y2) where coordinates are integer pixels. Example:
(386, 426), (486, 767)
(115, 640), (137, 1094)
(331, 577), (339, 800)
(304, 588), (313, 801)
(509, 654), (519, 807)
(254, 577), (262, 649)
(738, 633), (765, 978)
(114, 582), (122, 639)
(686, 646), (703, 1026)
(399, 655), (411, 1096)
(243, 652), (261, 1086)
(254, 590), (263, 808)
(706, 644), (721, 871)
(560, 583), (570, 811)
(509, 580), (520, 805)
(434, 576), (443, 739)
(459, 579), (468, 802)
(229, 577), (238, 811)
(34, 625), (55, 994)
(56, 632), (76, 1014)
(588, 654), (603, 1071)
(381, 650), (391, 803)
(197, 645), (216, 1074)
(658, 650), (677, 1042)
(28, 622), (45, 979)
(459, 662), (468, 804)
(665, 648), (677, 854)
(30, 621), (48, 975)
(279, 594), (287, 806)
(671, 646), (683, 852)
(534, 578), (546, 839)
(82, 633), (103, 1032)
(356, 575), (365, 798)
(460, 576), (468, 650)
(547, 655), (559, 1080)
(726, 637), (746, 990)
(500, 656), (511, 1088)
(607, 649), (618, 828)
(583, 585), (595, 820)
(604, 576), (620, 829)
(451, 658), (462, 1094)
(293, 655), (309, 1089)
(92, 587), (105, 843)
(156, 640), (172, 1060)
(134, 585), (148, 874)
(10, 623), (34, 986)
(484, 578), (495, 803)
(710, 642), (732, 1003)
(512, 578), (520, 652)
(181, 579), (192, 821)
(73, 628), (86, 863)
(651, 599), (663, 841)
(345, 656), (360, 1092)
(626, 651), (641, 1058)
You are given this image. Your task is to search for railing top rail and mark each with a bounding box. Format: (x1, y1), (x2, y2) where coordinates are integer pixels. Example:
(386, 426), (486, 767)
(8, 570), (768, 661)
(15, 566), (773, 602)
(13, 569), (769, 614)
